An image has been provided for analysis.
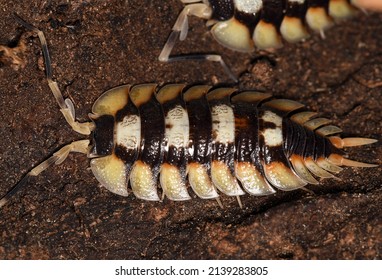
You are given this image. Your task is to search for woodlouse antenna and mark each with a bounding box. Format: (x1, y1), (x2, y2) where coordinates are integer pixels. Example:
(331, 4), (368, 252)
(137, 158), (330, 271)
(13, 13), (94, 135)
(0, 140), (89, 208)
(0, 16), (95, 208)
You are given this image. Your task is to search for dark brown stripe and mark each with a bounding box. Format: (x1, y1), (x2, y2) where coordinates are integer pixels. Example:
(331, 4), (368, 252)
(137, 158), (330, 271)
(232, 98), (266, 178)
(313, 133), (326, 160)
(235, 11), (261, 34)
(307, 0), (329, 9)
(90, 114), (114, 156)
(283, 118), (306, 158)
(209, 0), (235, 21)
(185, 92), (212, 166)
(302, 128), (316, 159)
(261, 0), (286, 27)
(285, 0), (308, 20)
(232, 101), (257, 163)
(137, 93), (165, 175)
(115, 144), (137, 162)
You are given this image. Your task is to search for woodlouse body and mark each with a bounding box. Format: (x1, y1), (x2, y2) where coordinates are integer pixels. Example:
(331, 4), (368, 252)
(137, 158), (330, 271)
(88, 84), (376, 204)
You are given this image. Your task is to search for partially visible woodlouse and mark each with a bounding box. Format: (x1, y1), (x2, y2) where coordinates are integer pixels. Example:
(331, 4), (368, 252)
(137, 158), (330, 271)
(0, 15), (377, 209)
(160, 0), (363, 80)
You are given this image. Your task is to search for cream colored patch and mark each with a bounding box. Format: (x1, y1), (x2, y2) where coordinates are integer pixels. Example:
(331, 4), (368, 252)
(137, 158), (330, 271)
(235, 162), (276, 195)
(211, 161), (245, 196)
(262, 111), (282, 126)
(160, 163), (190, 201)
(304, 158), (334, 178)
(288, 0), (305, 3)
(261, 111), (283, 147)
(329, 0), (355, 19)
(90, 155), (128, 196)
(263, 162), (307, 191)
(130, 161), (160, 201)
(290, 111), (317, 125)
(129, 84), (156, 107)
(231, 91), (272, 103)
(263, 99), (305, 113)
(183, 85), (211, 102)
(115, 115), (141, 150)
(306, 7), (333, 32)
(188, 162), (219, 199)
(304, 117), (331, 130)
(156, 84), (185, 104)
(92, 85), (130, 115)
(165, 105), (189, 148)
(316, 158), (343, 173)
(289, 155), (319, 185)
(211, 18), (254, 52)
(211, 104), (235, 144)
(316, 125), (342, 137)
(253, 20), (283, 49)
(280, 16), (309, 43)
(263, 128), (283, 147)
(234, 0), (263, 14)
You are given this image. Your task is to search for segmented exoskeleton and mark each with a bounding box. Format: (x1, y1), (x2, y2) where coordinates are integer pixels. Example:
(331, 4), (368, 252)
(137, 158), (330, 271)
(86, 83), (377, 207)
(160, 0), (363, 80)
(0, 15), (377, 209)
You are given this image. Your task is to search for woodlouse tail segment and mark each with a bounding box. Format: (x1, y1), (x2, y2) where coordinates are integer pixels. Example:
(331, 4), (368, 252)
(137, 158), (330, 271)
(14, 14), (94, 135)
(0, 140), (89, 209)
(329, 136), (378, 148)
(286, 110), (378, 184)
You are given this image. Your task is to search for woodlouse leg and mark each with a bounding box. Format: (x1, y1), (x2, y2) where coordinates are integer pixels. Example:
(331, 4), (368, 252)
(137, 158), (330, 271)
(215, 197), (223, 208)
(13, 14), (94, 135)
(0, 140), (89, 208)
(159, 4), (237, 82)
(236, 196), (243, 209)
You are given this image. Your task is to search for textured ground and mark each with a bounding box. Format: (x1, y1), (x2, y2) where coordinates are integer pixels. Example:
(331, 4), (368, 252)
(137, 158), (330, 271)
(0, 1), (381, 259)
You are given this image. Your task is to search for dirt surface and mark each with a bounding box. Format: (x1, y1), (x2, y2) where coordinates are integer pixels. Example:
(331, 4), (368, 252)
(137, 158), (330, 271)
(0, 1), (381, 260)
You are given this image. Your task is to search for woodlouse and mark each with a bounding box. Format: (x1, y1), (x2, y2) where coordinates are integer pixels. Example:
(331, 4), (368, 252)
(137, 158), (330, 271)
(159, 0), (363, 79)
(0, 15), (377, 209)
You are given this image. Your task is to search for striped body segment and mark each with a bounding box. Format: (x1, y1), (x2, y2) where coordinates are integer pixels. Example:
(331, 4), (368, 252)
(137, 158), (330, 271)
(89, 84), (376, 202)
(179, 0), (359, 52)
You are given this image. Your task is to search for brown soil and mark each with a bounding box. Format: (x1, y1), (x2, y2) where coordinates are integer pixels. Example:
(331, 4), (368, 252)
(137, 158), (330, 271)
(0, 1), (381, 259)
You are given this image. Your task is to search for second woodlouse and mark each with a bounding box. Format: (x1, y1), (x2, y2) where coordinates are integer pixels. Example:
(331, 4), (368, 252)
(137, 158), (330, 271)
(0, 15), (377, 209)
(159, 0), (363, 80)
